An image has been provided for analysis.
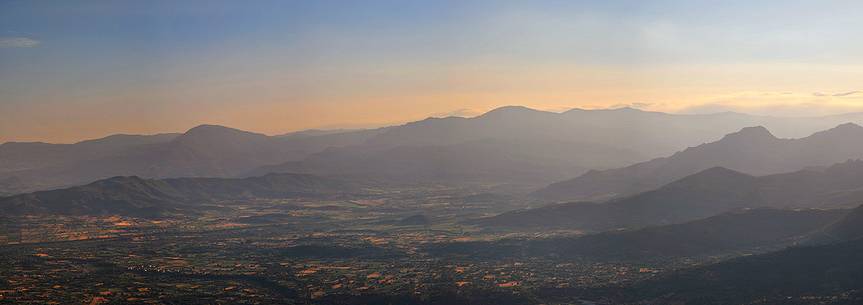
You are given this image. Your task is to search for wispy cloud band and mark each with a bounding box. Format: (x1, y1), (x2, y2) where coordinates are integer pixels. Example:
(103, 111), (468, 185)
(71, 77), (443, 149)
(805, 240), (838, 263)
(0, 37), (40, 48)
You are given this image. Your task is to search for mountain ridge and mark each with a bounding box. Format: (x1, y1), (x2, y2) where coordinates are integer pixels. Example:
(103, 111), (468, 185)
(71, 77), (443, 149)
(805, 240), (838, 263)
(481, 160), (863, 231)
(534, 123), (863, 201)
(0, 172), (360, 218)
(0, 125), (383, 194)
(431, 208), (849, 261)
(250, 111), (863, 187)
(5, 108), (863, 194)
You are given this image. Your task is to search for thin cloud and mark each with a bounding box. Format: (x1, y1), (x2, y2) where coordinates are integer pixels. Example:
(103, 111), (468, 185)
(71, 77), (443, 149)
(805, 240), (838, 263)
(0, 37), (40, 48)
(666, 90), (863, 117)
(679, 101), (863, 117)
(431, 108), (480, 118)
(813, 91), (861, 97)
(833, 91), (861, 97)
(607, 102), (654, 110)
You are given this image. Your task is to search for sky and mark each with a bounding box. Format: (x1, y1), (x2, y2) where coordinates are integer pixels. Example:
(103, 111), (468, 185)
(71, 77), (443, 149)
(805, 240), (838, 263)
(1, 0), (863, 143)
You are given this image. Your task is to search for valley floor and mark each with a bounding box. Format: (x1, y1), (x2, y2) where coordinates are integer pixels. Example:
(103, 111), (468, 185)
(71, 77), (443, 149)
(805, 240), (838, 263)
(1, 187), (860, 305)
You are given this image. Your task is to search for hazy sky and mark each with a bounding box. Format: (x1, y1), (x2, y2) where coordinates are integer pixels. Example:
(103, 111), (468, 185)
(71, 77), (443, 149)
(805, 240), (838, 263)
(2, 0), (863, 143)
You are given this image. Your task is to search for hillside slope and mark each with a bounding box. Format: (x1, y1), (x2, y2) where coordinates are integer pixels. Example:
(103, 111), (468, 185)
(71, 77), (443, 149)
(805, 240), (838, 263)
(0, 173), (358, 217)
(535, 123), (863, 201)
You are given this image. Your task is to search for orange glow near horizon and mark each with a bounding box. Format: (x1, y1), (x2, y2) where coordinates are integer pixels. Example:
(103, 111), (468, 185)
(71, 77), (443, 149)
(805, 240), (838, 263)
(2, 2), (863, 143)
(2, 62), (862, 143)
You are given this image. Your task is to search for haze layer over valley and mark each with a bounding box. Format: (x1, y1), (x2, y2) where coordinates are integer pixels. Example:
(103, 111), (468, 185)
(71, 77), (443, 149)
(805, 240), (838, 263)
(4, 106), (863, 195)
(5, 105), (863, 303)
(4, 1), (863, 304)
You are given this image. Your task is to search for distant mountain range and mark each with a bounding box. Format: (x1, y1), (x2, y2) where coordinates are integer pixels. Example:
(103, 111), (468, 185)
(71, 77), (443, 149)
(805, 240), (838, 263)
(0, 133), (181, 173)
(430, 208), (849, 261)
(251, 108), (863, 187)
(536, 208), (848, 260)
(479, 160), (863, 231)
(4, 106), (863, 194)
(0, 125), (382, 194)
(249, 137), (643, 186)
(0, 173), (358, 218)
(535, 123), (863, 201)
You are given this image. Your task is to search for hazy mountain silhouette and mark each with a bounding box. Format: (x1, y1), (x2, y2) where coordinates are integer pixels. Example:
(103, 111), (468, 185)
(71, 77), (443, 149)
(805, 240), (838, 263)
(0, 126), (382, 194)
(432, 208), (847, 261)
(0, 133), (179, 173)
(252, 108), (863, 186)
(535, 123), (863, 201)
(250, 138), (643, 185)
(363, 107), (863, 157)
(0, 173), (358, 218)
(480, 161), (863, 231)
(4, 107), (863, 193)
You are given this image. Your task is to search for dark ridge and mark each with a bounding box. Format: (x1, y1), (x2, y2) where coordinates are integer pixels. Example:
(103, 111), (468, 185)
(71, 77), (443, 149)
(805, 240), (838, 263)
(0, 173), (360, 218)
(487, 162), (863, 231)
